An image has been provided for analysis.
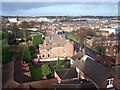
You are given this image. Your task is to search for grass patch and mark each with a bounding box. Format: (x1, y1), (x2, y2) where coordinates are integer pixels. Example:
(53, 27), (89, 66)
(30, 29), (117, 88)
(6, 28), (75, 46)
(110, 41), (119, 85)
(67, 34), (79, 42)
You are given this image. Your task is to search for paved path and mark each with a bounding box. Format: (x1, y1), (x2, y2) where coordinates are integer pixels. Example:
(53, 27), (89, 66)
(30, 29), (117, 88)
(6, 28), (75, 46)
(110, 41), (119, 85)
(14, 60), (32, 83)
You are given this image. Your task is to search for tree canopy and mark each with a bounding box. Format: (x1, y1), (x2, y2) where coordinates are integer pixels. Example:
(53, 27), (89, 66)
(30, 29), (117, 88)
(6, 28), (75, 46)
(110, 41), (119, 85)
(62, 61), (71, 68)
(20, 21), (29, 29)
(55, 58), (62, 70)
(22, 45), (32, 63)
(95, 46), (106, 55)
(41, 64), (51, 77)
(32, 34), (42, 48)
(12, 23), (18, 35)
(2, 45), (11, 64)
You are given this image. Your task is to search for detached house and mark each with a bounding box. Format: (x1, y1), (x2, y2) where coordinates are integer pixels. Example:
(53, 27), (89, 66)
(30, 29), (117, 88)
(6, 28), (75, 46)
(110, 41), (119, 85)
(71, 46), (119, 89)
(39, 35), (74, 59)
(79, 57), (119, 89)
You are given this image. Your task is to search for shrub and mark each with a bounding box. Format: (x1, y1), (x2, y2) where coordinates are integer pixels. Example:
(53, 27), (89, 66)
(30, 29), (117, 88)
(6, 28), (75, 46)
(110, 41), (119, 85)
(22, 45), (32, 63)
(41, 64), (52, 77)
(32, 34), (42, 48)
(95, 46), (106, 55)
(62, 61), (71, 68)
(29, 65), (43, 81)
(55, 58), (62, 70)
(2, 45), (11, 64)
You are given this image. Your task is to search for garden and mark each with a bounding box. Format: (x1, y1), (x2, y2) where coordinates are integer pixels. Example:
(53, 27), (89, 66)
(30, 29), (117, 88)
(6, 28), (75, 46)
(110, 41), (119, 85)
(28, 58), (71, 81)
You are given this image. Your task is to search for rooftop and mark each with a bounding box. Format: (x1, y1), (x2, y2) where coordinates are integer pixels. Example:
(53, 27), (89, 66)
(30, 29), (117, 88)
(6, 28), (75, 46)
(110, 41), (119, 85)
(55, 67), (77, 80)
(80, 57), (111, 84)
(54, 79), (97, 89)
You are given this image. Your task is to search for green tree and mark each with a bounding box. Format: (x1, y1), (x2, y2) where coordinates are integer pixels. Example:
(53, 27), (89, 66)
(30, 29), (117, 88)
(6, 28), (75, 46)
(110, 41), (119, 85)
(95, 46), (106, 55)
(12, 23), (18, 35)
(41, 64), (51, 77)
(20, 21), (29, 29)
(32, 34), (42, 48)
(55, 58), (62, 70)
(22, 45), (32, 63)
(29, 66), (43, 81)
(62, 61), (71, 68)
(2, 31), (8, 40)
(86, 30), (96, 37)
(29, 21), (36, 27)
(2, 45), (11, 64)
(20, 21), (30, 42)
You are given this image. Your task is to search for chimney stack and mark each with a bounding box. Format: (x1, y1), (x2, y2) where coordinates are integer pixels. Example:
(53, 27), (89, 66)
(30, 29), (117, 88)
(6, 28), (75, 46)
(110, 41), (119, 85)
(104, 56), (112, 68)
(116, 50), (120, 66)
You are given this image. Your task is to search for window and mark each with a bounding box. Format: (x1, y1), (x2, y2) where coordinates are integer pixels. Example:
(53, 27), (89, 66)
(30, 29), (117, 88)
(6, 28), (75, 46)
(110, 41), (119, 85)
(42, 55), (45, 57)
(48, 54), (50, 57)
(114, 49), (116, 52)
(107, 78), (114, 88)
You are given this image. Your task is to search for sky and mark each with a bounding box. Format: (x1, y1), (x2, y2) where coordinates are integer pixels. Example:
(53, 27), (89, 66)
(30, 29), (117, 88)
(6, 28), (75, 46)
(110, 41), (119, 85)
(1, 2), (120, 16)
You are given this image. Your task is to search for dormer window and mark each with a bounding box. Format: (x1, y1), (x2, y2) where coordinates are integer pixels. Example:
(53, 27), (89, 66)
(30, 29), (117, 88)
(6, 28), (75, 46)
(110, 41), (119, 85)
(107, 78), (114, 88)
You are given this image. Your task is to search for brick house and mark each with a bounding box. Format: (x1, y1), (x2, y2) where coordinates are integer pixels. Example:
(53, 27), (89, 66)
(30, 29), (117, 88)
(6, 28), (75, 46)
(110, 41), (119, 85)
(71, 47), (119, 89)
(79, 57), (119, 89)
(96, 28), (116, 37)
(72, 57), (119, 89)
(93, 37), (120, 56)
(39, 35), (74, 59)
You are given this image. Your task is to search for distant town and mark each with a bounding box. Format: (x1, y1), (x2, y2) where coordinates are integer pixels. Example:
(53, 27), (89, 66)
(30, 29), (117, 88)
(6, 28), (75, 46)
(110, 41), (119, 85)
(1, 15), (120, 90)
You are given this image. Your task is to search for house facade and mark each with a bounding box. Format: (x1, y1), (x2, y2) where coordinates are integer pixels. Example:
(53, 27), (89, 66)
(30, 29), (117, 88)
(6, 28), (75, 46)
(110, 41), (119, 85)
(39, 35), (74, 59)
(71, 47), (119, 89)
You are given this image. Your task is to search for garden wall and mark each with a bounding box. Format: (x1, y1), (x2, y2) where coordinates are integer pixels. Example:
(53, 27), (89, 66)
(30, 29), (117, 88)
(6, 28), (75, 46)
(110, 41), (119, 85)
(2, 61), (14, 88)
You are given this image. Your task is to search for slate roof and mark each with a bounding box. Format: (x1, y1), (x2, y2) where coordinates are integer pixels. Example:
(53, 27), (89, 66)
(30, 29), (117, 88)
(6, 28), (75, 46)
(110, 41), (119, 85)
(54, 79), (97, 89)
(51, 34), (66, 41)
(71, 51), (83, 60)
(74, 42), (81, 52)
(51, 35), (60, 41)
(113, 66), (120, 79)
(80, 57), (111, 84)
(71, 60), (81, 68)
(84, 46), (97, 59)
(45, 38), (50, 43)
(55, 67), (77, 80)
(51, 39), (67, 47)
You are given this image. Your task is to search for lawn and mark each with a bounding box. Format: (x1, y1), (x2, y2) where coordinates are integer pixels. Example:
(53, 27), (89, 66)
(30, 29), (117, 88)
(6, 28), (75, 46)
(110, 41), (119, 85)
(67, 34), (79, 42)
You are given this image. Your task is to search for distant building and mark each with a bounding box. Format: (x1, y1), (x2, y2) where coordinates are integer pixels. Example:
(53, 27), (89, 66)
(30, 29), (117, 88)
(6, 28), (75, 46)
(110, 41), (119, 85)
(61, 22), (81, 32)
(96, 28), (116, 37)
(38, 17), (49, 22)
(8, 18), (18, 23)
(85, 36), (94, 47)
(93, 37), (120, 56)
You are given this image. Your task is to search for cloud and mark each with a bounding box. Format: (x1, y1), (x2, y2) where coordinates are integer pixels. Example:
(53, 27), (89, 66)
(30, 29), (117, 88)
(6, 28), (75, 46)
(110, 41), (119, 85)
(2, 0), (120, 2)
(2, 2), (118, 16)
